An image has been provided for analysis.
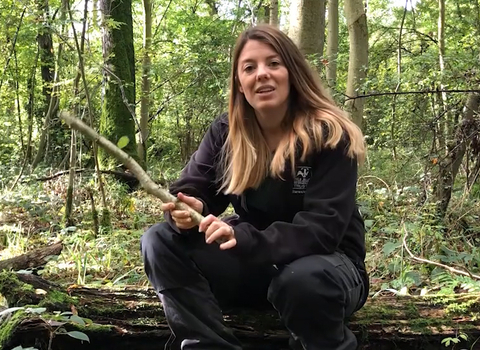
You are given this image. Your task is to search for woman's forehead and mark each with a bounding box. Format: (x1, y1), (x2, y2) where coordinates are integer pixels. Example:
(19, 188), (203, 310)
(238, 40), (280, 62)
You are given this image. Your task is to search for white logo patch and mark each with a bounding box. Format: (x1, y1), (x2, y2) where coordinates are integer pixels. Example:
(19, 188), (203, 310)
(293, 166), (312, 194)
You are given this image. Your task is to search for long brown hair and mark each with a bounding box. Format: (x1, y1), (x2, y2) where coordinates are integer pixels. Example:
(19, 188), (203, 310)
(220, 24), (365, 195)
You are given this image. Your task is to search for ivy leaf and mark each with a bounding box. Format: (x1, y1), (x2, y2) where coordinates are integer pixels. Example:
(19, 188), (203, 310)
(117, 136), (130, 149)
(66, 331), (90, 342)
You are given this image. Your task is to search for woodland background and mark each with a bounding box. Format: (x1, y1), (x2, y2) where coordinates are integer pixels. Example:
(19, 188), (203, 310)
(0, 0), (479, 348)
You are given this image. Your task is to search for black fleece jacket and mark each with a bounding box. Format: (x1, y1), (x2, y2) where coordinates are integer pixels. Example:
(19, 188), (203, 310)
(167, 113), (367, 276)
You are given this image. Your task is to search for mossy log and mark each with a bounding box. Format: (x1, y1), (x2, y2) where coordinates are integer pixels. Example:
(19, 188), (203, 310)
(1, 272), (480, 350)
(0, 242), (63, 272)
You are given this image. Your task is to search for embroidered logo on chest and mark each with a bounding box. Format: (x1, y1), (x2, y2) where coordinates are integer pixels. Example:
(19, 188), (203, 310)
(293, 166), (312, 194)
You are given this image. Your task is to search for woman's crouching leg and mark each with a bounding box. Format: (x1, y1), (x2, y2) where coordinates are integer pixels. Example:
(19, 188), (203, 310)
(140, 222), (242, 350)
(267, 253), (366, 350)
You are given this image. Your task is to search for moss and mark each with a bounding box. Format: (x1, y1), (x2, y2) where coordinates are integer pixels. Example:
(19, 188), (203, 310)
(352, 295), (480, 338)
(420, 294), (480, 321)
(38, 290), (78, 311)
(99, 0), (141, 170)
(0, 311), (28, 349)
(0, 271), (37, 306)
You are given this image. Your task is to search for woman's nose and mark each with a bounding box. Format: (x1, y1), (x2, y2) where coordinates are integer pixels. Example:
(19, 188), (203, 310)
(256, 64), (270, 80)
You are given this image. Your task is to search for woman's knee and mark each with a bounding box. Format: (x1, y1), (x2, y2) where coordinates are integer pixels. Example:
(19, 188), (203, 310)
(141, 222), (171, 252)
(267, 255), (344, 305)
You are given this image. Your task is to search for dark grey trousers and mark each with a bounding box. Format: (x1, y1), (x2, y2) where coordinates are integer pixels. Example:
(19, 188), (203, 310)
(141, 222), (367, 350)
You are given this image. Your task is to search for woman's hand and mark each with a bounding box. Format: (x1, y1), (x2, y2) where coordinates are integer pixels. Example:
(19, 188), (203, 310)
(199, 214), (237, 250)
(161, 192), (204, 230)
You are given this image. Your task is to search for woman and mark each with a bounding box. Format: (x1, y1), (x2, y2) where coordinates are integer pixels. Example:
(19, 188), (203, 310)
(141, 24), (369, 350)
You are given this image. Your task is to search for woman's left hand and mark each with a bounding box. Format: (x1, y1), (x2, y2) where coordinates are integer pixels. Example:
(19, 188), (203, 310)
(199, 214), (237, 250)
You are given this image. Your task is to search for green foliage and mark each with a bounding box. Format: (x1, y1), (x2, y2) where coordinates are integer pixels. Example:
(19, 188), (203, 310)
(441, 332), (467, 348)
(1, 307), (90, 349)
(0, 2), (479, 347)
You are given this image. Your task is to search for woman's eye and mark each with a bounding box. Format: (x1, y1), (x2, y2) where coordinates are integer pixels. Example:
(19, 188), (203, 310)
(244, 65), (254, 72)
(270, 61), (280, 67)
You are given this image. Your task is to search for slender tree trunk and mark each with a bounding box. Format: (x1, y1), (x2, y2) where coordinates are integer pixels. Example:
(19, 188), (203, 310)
(25, 50), (39, 162)
(65, 0), (87, 227)
(68, 0), (109, 229)
(269, 0), (279, 27)
(391, 2), (408, 161)
(32, 0), (55, 168)
(65, 129), (76, 227)
(138, 0), (152, 166)
(344, 0), (368, 129)
(14, 51), (25, 155)
(437, 0), (448, 152)
(32, 0), (65, 170)
(289, 0), (326, 62)
(326, 0), (338, 91)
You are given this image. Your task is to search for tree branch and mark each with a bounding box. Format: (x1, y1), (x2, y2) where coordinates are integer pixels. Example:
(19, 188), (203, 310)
(402, 224), (480, 280)
(345, 89), (480, 101)
(59, 112), (211, 229)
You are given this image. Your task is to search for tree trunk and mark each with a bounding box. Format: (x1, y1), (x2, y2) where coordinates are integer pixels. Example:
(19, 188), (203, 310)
(99, 0), (139, 170)
(288, 0), (326, 62)
(65, 128), (76, 227)
(437, 0), (449, 152)
(326, 0), (338, 91)
(65, 0), (86, 227)
(435, 92), (480, 217)
(269, 0), (279, 27)
(31, 0), (55, 169)
(344, 0), (368, 129)
(205, 0), (218, 16)
(138, 0), (152, 166)
(2, 272), (480, 350)
(25, 51), (39, 162)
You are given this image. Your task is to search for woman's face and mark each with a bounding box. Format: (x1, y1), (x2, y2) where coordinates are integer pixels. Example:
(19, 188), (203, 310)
(236, 40), (290, 119)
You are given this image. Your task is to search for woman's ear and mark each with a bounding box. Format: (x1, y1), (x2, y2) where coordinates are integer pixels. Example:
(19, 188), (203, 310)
(238, 84), (244, 93)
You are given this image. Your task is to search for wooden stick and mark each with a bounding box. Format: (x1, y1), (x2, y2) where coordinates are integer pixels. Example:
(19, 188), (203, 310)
(59, 111), (204, 225)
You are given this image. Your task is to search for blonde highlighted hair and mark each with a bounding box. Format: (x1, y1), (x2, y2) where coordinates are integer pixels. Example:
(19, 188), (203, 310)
(221, 24), (365, 195)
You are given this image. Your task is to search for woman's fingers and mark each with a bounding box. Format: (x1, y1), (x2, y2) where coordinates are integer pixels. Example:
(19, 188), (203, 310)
(198, 214), (216, 233)
(177, 192), (203, 213)
(219, 239), (237, 250)
(160, 202), (175, 211)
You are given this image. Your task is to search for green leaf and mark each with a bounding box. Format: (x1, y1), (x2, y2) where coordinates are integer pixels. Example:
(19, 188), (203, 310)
(26, 307), (47, 314)
(382, 241), (402, 256)
(66, 331), (90, 342)
(69, 314), (86, 326)
(117, 136), (130, 149)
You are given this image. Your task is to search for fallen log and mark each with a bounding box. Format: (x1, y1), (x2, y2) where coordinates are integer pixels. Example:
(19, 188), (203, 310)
(0, 242), (63, 271)
(1, 272), (480, 350)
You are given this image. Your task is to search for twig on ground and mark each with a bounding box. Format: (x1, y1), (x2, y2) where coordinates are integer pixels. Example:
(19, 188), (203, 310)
(402, 223), (480, 280)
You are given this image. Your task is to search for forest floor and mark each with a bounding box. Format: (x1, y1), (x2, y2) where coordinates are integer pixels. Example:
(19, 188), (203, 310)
(1, 175), (480, 349)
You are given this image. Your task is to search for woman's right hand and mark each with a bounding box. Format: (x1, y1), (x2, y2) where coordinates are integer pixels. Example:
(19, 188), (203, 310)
(161, 192), (204, 230)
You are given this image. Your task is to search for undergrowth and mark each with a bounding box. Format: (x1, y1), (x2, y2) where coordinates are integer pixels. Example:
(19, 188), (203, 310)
(0, 151), (479, 297)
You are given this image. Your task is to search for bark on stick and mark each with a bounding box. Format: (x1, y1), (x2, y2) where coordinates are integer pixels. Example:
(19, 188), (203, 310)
(59, 111), (204, 225)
